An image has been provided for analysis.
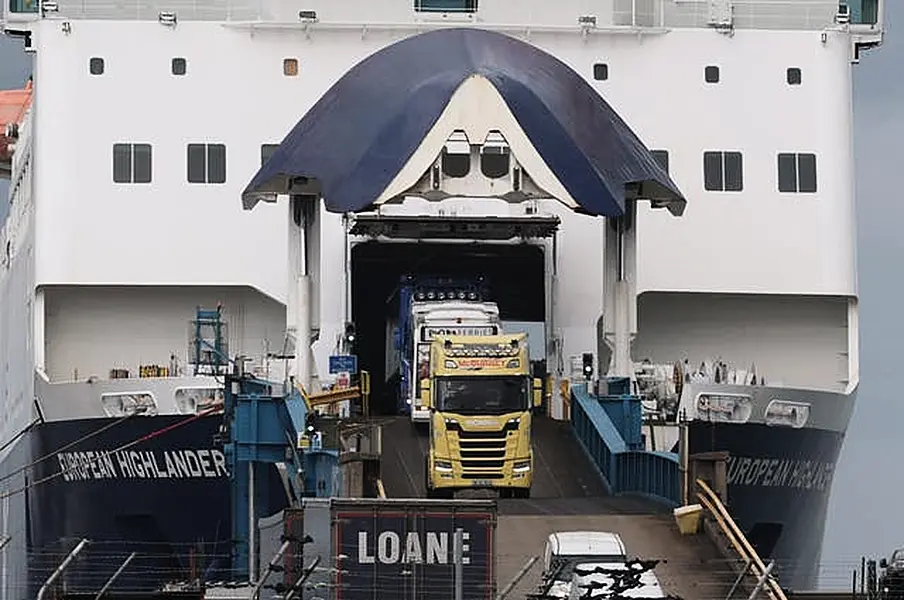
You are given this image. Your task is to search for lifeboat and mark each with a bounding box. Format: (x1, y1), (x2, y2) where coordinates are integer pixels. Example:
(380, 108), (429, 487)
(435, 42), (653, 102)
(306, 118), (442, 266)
(0, 79), (33, 176)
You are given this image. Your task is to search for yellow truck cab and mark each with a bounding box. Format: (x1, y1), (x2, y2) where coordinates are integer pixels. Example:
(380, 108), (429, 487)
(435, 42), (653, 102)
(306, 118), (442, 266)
(421, 333), (542, 499)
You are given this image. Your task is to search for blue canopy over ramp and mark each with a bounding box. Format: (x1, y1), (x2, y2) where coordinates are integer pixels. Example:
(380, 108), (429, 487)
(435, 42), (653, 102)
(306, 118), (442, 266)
(241, 27), (686, 218)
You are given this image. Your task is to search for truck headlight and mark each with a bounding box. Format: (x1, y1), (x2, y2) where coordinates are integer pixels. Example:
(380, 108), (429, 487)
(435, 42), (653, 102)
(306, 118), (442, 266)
(434, 460), (453, 472)
(507, 417), (520, 425)
(513, 460), (531, 473)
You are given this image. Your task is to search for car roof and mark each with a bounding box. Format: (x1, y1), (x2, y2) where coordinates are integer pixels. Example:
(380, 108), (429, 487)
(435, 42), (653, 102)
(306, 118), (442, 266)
(547, 531), (626, 556)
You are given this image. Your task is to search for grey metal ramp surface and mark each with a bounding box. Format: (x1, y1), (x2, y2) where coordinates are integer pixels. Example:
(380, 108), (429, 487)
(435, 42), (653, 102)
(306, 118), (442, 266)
(379, 415), (612, 500)
(378, 416), (739, 598)
(496, 513), (738, 600)
(379, 417), (431, 498)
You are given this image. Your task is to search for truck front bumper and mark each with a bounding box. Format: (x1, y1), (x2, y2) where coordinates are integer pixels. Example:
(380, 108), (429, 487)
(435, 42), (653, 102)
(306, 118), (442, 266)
(430, 457), (532, 490)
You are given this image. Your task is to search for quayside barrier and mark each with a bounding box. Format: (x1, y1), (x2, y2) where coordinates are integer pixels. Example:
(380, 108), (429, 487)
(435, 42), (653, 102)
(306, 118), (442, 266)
(696, 478), (789, 600)
(570, 386), (681, 505)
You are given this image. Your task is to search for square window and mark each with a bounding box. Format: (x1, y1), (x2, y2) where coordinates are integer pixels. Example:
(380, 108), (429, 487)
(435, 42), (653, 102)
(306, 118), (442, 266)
(187, 143), (227, 184)
(703, 151), (743, 192)
(592, 63), (608, 81)
(89, 57), (105, 75)
(172, 57), (187, 76)
(787, 67), (802, 85)
(777, 152), (817, 193)
(704, 65), (720, 83)
(112, 143), (152, 184)
(283, 58), (299, 77)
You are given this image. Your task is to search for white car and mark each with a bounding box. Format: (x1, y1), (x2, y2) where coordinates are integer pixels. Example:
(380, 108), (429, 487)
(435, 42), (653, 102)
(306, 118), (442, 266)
(565, 561), (667, 599)
(539, 531), (667, 599)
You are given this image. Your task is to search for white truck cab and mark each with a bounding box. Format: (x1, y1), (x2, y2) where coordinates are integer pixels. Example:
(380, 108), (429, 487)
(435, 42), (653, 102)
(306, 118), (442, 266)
(407, 300), (501, 422)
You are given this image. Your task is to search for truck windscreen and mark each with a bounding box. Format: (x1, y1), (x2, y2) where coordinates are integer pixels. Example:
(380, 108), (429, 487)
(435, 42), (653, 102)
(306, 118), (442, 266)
(435, 376), (528, 415)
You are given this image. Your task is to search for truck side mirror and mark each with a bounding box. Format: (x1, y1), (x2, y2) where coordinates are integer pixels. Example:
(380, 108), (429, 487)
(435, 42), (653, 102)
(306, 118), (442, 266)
(532, 378), (543, 409)
(420, 379), (431, 407)
(881, 558), (888, 569)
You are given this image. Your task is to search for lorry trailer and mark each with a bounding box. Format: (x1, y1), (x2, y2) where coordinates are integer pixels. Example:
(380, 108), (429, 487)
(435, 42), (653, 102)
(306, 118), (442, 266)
(390, 274), (502, 421)
(331, 497), (497, 600)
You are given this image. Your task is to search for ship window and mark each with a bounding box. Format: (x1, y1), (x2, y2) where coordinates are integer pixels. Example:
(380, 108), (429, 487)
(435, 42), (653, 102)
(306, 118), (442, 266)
(593, 63), (609, 81)
(777, 153), (817, 193)
(480, 130), (510, 179)
(283, 58), (299, 76)
(261, 144), (280, 166)
(171, 57), (187, 76)
(786, 67), (802, 85)
(441, 130), (470, 178)
(89, 57), (105, 76)
(9, 0), (39, 13)
(112, 143), (152, 184)
(703, 151), (743, 192)
(187, 143), (226, 184)
(651, 150), (669, 173)
(414, 0), (477, 12)
(704, 65), (720, 83)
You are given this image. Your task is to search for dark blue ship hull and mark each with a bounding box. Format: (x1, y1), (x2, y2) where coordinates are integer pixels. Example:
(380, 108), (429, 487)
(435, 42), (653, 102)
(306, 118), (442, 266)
(0, 414), (288, 599)
(688, 421), (845, 592)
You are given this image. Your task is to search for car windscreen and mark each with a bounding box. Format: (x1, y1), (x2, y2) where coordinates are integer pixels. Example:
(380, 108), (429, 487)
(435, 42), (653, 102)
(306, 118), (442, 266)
(549, 555), (626, 581)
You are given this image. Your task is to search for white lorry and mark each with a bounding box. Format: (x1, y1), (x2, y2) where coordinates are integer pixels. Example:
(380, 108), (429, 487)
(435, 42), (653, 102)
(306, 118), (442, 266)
(388, 275), (503, 422)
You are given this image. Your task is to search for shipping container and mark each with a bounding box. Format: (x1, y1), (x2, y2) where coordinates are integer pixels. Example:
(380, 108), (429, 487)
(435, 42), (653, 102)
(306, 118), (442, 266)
(331, 498), (497, 600)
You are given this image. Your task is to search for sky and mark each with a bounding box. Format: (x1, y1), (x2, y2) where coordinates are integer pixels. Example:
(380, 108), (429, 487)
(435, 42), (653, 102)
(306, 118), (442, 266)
(0, 4), (902, 589)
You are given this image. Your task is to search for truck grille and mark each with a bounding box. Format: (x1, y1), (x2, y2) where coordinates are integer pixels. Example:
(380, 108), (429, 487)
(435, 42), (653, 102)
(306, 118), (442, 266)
(457, 430), (507, 474)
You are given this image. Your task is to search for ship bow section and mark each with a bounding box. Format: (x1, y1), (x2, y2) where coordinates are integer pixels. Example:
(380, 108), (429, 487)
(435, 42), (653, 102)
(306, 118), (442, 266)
(685, 383), (855, 590)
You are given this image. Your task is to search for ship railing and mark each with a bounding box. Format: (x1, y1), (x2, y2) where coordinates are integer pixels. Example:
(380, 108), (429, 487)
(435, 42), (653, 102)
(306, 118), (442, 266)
(3, 0), (864, 32)
(695, 478), (789, 600)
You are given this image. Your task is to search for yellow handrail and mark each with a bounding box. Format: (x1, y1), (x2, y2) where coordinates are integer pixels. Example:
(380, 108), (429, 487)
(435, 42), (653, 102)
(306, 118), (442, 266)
(295, 383), (362, 411)
(696, 478), (788, 600)
(376, 479), (387, 499)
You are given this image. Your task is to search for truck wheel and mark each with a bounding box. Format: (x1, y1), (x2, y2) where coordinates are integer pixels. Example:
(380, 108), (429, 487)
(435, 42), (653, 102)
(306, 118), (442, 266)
(514, 488), (531, 499)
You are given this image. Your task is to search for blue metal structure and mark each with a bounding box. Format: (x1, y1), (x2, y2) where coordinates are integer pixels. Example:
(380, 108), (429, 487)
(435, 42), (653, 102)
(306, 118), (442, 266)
(221, 372), (338, 578)
(391, 274), (493, 414)
(570, 384), (681, 506)
(189, 306), (230, 376)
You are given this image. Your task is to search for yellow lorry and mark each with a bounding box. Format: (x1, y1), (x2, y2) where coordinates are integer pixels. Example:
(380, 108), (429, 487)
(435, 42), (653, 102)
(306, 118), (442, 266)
(421, 333), (543, 499)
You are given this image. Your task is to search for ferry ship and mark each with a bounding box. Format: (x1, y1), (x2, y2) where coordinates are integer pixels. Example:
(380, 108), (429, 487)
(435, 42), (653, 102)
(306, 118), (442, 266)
(0, 0), (883, 596)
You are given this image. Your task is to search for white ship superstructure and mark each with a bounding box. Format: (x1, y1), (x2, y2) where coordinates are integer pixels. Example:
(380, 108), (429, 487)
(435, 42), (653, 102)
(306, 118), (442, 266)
(0, 0), (883, 593)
